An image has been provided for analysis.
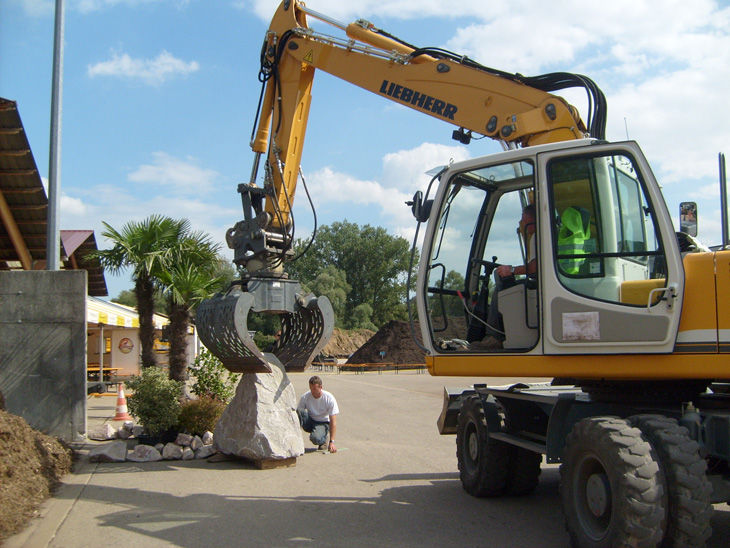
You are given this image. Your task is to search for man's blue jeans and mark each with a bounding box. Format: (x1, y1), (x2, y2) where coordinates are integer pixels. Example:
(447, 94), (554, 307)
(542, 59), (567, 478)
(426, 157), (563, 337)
(297, 409), (329, 446)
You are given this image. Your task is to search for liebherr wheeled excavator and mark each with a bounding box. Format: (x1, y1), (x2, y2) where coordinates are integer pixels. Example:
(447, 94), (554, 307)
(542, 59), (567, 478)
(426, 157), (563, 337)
(197, 1), (730, 545)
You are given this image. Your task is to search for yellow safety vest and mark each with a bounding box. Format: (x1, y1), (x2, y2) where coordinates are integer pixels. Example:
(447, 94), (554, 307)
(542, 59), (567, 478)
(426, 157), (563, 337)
(558, 207), (590, 275)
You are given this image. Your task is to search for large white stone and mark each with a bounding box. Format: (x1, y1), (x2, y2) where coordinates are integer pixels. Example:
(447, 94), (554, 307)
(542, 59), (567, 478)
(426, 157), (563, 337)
(88, 440), (127, 462)
(127, 444), (162, 462)
(214, 356), (304, 461)
(195, 445), (217, 459)
(162, 442), (183, 460)
(87, 423), (116, 441)
(175, 433), (193, 447)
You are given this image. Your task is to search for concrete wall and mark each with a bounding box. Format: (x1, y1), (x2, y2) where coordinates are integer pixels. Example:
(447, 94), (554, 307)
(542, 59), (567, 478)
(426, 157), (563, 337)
(0, 271), (87, 442)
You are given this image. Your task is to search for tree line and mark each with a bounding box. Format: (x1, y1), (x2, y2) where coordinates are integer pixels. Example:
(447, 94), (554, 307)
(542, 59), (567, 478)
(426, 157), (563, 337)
(286, 220), (417, 330)
(95, 216), (416, 379)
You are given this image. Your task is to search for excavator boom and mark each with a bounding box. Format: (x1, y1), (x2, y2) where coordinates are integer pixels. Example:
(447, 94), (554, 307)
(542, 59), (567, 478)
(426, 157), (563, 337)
(198, 0), (605, 373)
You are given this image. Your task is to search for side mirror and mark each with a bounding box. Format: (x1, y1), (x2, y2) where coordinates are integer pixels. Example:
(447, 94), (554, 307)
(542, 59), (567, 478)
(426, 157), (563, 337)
(407, 191), (433, 223)
(679, 201), (697, 237)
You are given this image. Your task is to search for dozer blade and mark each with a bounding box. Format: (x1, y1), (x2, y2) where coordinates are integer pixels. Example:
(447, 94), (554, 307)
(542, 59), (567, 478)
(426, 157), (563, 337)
(196, 279), (334, 374)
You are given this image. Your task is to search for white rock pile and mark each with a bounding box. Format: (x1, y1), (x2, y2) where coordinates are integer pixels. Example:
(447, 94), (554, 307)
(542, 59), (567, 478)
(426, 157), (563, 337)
(87, 422), (217, 463)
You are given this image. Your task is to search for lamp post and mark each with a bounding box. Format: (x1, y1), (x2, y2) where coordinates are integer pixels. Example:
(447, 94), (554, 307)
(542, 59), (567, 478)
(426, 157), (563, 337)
(47, 0), (65, 270)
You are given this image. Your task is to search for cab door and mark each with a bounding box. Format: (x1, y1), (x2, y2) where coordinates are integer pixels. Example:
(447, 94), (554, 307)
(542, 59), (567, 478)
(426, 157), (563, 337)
(537, 141), (684, 354)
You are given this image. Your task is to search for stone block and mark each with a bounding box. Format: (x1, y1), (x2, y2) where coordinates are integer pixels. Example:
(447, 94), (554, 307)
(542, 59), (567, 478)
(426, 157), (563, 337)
(214, 357), (303, 461)
(88, 440), (127, 463)
(127, 444), (162, 462)
(162, 442), (183, 460)
(195, 445), (217, 459)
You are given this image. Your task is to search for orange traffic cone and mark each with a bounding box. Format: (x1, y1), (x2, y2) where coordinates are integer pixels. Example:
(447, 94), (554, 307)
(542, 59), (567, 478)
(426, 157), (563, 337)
(113, 385), (132, 421)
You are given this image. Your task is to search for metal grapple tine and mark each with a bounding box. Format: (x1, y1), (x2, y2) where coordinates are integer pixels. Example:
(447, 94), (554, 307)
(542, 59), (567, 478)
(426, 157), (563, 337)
(196, 287), (272, 373)
(197, 281), (334, 374)
(275, 294), (334, 372)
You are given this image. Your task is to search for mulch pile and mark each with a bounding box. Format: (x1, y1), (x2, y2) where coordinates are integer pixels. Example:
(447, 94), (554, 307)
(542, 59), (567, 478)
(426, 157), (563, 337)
(0, 402), (73, 541)
(346, 320), (427, 365)
(321, 328), (375, 358)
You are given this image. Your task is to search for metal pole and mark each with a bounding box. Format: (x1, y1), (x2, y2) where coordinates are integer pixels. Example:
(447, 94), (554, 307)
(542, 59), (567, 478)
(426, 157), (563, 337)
(99, 324), (105, 388)
(720, 153), (728, 249)
(46, 0), (65, 270)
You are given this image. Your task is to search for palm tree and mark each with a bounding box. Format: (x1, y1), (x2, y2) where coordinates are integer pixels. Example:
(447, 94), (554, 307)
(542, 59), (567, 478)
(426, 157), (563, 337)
(157, 231), (222, 382)
(93, 216), (191, 368)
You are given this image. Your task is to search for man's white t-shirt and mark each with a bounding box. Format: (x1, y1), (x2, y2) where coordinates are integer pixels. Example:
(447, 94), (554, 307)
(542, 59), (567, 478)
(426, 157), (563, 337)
(298, 390), (339, 422)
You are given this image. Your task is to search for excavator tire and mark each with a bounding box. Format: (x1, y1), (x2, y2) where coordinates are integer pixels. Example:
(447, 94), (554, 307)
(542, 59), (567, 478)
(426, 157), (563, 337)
(456, 395), (511, 497)
(560, 417), (665, 548)
(629, 415), (712, 548)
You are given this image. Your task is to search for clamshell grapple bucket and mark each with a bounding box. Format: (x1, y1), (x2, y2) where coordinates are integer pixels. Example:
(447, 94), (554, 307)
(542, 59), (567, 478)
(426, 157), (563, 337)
(197, 278), (334, 374)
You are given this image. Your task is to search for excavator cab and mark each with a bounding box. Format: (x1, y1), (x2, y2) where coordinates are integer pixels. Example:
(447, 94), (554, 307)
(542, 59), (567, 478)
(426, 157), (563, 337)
(417, 139), (685, 368)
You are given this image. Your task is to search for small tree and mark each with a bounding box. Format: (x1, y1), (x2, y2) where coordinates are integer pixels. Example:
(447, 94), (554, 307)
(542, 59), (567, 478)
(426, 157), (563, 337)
(157, 233), (222, 382)
(351, 303), (377, 331)
(93, 215), (191, 368)
(125, 367), (183, 435)
(308, 265), (350, 327)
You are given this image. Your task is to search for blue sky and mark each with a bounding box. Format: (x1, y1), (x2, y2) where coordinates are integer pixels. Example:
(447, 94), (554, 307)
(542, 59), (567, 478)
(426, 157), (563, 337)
(2, 0), (729, 299)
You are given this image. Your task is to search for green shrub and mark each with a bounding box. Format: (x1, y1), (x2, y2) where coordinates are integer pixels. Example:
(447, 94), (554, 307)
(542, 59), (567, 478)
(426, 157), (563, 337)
(190, 350), (240, 403)
(177, 396), (226, 436)
(125, 367), (183, 435)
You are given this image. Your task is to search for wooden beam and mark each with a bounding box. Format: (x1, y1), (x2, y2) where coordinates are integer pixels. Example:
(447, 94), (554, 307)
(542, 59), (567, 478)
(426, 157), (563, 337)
(14, 219), (47, 226)
(0, 188), (43, 195)
(6, 204), (46, 211)
(0, 247), (46, 253)
(0, 189), (33, 269)
(0, 169), (38, 176)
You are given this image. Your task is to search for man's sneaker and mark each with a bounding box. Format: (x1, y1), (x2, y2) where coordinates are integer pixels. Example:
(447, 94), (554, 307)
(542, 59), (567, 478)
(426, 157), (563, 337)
(318, 443), (326, 450)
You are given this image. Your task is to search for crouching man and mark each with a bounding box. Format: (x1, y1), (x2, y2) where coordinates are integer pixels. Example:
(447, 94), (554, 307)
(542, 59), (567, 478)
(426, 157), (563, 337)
(297, 375), (339, 453)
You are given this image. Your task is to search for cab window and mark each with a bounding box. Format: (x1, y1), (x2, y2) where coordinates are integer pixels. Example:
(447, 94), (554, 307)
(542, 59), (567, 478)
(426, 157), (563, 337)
(425, 160), (535, 350)
(548, 152), (666, 306)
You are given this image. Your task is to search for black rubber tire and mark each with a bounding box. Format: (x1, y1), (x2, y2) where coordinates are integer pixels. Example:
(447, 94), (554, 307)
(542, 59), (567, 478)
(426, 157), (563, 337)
(560, 417), (666, 548)
(629, 415), (713, 547)
(456, 395), (511, 497)
(507, 447), (542, 495)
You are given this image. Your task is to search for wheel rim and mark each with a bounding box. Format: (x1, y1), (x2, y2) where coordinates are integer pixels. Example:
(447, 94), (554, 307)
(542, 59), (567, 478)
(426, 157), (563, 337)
(573, 453), (612, 540)
(463, 422), (479, 474)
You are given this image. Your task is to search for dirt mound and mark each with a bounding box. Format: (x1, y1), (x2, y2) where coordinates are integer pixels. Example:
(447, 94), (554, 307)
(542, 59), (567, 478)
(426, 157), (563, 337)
(321, 328), (375, 358)
(346, 321), (426, 365)
(0, 408), (73, 541)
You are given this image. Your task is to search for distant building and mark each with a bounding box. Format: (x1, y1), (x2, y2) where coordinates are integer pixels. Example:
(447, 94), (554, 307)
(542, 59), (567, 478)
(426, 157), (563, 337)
(86, 297), (198, 379)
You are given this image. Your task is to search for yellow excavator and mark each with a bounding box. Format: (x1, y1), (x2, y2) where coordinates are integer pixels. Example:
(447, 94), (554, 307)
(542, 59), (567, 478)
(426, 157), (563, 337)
(198, 1), (730, 545)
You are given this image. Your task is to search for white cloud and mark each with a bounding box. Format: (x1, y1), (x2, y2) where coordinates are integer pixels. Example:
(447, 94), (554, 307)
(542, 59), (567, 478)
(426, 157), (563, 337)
(381, 143), (469, 192)
(61, 195), (87, 217)
(58, 181), (240, 295)
(240, 0), (489, 22)
(40, 177), (87, 218)
(127, 152), (220, 192)
(296, 142), (471, 242)
(87, 50), (199, 85)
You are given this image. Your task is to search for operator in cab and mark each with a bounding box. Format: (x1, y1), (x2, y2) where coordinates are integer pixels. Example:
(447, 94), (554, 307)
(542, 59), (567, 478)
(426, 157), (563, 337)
(483, 203), (537, 347)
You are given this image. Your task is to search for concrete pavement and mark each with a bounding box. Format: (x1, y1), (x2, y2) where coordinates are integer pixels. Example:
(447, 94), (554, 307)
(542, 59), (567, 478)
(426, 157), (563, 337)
(6, 371), (730, 547)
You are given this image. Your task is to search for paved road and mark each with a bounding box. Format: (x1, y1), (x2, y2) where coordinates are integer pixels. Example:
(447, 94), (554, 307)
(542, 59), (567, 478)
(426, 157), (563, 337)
(7, 371), (730, 547)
